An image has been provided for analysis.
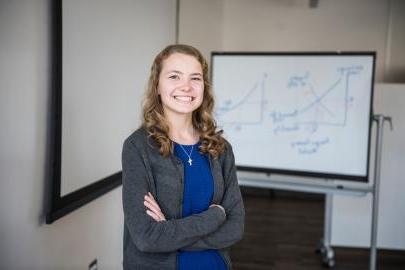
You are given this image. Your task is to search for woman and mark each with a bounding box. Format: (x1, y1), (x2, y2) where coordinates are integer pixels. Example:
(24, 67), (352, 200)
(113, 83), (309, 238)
(122, 44), (245, 270)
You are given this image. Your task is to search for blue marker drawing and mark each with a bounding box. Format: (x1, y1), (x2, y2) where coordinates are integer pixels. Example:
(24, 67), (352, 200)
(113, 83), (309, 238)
(214, 64), (364, 154)
(215, 73), (268, 129)
(287, 72), (310, 88)
(270, 65), (362, 133)
(291, 137), (330, 154)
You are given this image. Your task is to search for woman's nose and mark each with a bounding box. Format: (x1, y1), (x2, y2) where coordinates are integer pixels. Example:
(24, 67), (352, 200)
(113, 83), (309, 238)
(180, 79), (192, 91)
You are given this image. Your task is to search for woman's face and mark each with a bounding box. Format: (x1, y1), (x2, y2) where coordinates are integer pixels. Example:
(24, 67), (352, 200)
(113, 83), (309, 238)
(158, 53), (204, 117)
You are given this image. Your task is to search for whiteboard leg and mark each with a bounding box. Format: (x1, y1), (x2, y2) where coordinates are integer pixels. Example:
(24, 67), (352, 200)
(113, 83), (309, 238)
(370, 117), (381, 270)
(370, 115), (390, 270)
(317, 192), (335, 268)
(324, 193), (332, 247)
(370, 185), (379, 270)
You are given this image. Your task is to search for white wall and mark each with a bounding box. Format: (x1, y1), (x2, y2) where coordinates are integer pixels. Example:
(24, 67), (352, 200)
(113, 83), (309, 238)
(0, 0), (175, 269)
(178, 0), (224, 64)
(223, 0), (389, 81)
(331, 84), (405, 250)
(385, 0), (405, 82)
(179, 0), (405, 82)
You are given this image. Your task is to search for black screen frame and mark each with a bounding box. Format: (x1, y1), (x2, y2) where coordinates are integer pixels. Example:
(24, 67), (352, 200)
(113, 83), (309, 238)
(46, 0), (122, 224)
(211, 51), (376, 182)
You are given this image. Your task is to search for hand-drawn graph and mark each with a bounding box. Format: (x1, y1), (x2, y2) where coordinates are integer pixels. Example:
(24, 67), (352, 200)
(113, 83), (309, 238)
(270, 65), (362, 132)
(215, 65), (364, 154)
(214, 73), (268, 129)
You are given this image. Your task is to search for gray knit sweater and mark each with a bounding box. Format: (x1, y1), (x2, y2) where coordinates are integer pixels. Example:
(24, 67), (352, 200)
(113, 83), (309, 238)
(121, 127), (245, 269)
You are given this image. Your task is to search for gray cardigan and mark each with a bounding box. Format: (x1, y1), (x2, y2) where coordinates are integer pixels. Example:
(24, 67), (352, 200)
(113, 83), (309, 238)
(122, 127), (245, 269)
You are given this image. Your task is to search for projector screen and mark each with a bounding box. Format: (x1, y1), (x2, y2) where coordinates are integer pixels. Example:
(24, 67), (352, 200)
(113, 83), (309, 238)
(212, 52), (375, 182)
(46, 0), (176, 223)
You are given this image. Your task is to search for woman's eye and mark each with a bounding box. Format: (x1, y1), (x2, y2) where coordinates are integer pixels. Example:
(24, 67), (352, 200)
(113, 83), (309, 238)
(169, 75), (179, 80)
(192, 77), (202, 81)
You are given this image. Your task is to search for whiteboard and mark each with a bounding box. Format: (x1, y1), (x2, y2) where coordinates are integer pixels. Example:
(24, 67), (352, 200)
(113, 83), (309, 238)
(212, 53), (375, 182)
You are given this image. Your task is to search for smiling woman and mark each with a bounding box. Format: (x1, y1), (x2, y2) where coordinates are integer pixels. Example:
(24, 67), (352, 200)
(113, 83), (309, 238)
(158, 53), (204, 117)
(121, 44), (245, 270)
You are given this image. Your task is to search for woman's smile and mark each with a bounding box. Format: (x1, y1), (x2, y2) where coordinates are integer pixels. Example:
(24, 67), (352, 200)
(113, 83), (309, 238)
(173, 95), (195, 103)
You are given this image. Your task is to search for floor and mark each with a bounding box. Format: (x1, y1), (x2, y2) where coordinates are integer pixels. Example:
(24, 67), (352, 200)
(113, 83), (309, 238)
(230, 188), (405, 270)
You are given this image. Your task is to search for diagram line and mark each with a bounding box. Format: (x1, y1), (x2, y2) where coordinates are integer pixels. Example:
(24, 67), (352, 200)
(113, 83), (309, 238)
(308, 84), (335, 117)
(297, 76), (343, 115)
(219, 82), (259, 112)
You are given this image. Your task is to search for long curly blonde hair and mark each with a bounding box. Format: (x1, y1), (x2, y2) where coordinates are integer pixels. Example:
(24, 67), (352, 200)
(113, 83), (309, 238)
(142, 44), (226, 158)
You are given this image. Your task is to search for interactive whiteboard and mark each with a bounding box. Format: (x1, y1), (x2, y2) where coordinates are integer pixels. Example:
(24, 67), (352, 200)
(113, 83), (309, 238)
(212, 52), (375, 182)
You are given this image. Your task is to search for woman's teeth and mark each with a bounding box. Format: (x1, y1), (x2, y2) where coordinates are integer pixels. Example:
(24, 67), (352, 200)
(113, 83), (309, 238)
(174, 96), (193, 102)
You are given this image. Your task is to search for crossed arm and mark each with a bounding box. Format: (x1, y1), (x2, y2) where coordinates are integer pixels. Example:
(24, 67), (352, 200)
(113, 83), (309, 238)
(144, 192), (226, 222)
(122, 139), (244, 253)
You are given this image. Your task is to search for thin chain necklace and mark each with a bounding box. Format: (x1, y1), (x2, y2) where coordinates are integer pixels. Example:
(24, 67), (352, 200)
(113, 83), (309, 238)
(178, 144), (194, 166)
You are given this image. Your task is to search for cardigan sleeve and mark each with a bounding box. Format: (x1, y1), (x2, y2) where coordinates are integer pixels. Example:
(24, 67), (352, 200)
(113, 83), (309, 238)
(122, 138), (226, 253)
(181, 143), (245, 251)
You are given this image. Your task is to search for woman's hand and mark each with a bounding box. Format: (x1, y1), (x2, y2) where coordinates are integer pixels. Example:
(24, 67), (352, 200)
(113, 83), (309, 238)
(210, 204), (226, 217)
(144, 192), (166, 222)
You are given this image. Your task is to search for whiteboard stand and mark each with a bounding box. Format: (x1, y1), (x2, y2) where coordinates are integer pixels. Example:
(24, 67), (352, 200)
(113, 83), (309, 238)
(317, 192), (335, 267)
(237, 114), (392, 269)
(314, 114), (392, 269)
(369, 114), (392, 270)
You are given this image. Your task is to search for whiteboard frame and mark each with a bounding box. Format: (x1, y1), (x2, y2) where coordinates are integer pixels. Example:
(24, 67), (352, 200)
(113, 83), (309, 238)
(211, 51), (376, 182)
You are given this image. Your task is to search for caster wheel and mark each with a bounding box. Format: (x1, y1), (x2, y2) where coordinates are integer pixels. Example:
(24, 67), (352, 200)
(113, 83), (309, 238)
(322, 258), (335, 268)
(318, 242), (335, 268)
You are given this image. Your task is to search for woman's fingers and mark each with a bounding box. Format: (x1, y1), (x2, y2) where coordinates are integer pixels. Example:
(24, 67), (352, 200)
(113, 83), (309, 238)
(145, 193), (161, 211)
(143, 198), (160, 213)
(144, 193), (166, 221)
(146, 210), (162, 222)
(146, 208), (166, 222)
(147, 192), (161, 210)
(144, 200), (165, 220)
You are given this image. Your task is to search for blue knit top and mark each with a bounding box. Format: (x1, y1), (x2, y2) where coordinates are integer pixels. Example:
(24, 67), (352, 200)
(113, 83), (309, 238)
(174, 142), (227, 270)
